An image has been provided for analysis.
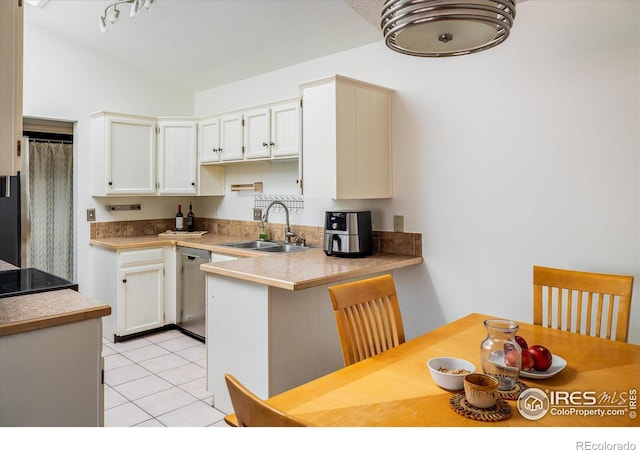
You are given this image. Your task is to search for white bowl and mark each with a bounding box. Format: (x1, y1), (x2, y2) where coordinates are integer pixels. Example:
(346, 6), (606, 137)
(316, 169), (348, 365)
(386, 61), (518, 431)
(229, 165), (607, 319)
(427, 357), (476, 391)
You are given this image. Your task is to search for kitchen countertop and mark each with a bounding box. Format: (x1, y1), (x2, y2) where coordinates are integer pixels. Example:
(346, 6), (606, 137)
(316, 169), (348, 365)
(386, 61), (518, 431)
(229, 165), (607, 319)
(0, 260), (111, 337)
(90, 234), (424, 291)
(0, 289), (111, 337)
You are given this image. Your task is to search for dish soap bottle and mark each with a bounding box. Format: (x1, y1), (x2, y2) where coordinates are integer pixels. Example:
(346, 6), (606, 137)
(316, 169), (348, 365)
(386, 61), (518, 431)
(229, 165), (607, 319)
(259, 219), (268, 240)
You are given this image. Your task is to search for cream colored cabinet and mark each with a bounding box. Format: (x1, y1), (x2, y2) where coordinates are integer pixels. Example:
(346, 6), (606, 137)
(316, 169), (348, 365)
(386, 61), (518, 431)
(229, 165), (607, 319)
(219, 113), (244, 162)
(0, 0), (23, 177)
(0, 318), (105, 426)
(300, 75), (393, 199)
(91, 112), (157, 196)
(93, 245), (172, 341)
(198, 117), (221, 163)
(244, 102), (300, 160)
(157, 119), (197, 195)
(270, 101), (300, 158)
(117, 248), (165, 338)
(243, 108), (271, 159)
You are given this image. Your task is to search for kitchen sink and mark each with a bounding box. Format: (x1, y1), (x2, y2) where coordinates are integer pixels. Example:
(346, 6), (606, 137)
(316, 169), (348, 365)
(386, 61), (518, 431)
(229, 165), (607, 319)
(219, 240), (280, 249)
(219, 240), (310, 253)
(253, 244), (309, 253)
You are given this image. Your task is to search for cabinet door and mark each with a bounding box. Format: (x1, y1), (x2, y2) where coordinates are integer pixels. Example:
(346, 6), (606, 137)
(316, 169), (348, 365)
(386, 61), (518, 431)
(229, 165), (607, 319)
(219, 113), (244, 161)
(118, 262), (164, 336)
(105, 115), (157, 195)
(243, 108), (271, 159)
(198, 117), (221, 163)
(271, 102), (299, 158)
(157, 121), (197, 195)
(0, 0), (22, 177)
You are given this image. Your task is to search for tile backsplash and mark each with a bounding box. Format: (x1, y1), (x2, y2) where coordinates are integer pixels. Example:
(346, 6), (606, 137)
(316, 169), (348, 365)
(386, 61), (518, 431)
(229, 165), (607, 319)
(90, 218), (422, 257)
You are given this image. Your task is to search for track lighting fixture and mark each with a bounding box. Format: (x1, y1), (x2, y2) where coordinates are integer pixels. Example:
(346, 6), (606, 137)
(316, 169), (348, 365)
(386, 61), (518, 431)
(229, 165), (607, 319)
(98, 0), (156, 33)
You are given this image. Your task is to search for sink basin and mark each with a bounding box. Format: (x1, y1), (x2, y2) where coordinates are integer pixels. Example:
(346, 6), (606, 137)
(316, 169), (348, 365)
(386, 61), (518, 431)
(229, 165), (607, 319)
(219, 240), (310, 253)
(253, 244), (309, 253)
(219, 240), (280, 249)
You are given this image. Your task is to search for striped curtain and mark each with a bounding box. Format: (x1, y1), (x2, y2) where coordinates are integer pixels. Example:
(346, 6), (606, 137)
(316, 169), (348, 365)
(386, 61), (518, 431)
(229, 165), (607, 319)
(28, 140), (74, 281)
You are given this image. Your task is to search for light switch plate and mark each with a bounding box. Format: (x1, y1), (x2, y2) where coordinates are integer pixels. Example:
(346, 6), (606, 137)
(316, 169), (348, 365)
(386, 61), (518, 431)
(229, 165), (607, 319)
(86, 208), (96, 222)
(253, 208), (263, 221)
(394, 215), (404, 232)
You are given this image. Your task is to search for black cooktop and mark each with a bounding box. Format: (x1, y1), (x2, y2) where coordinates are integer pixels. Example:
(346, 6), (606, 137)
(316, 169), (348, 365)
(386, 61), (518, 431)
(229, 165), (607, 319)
(0, 268), (78, 298)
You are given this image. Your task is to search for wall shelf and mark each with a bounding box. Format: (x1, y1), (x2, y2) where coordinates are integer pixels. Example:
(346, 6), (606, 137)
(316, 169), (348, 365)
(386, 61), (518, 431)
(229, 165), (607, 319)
(230, 182), (263, 192)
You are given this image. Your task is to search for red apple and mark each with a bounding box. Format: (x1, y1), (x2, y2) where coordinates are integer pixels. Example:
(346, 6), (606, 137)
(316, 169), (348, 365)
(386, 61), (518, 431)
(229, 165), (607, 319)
(505, 348), (534, 371)
(528, 345), (553, 371)
(515, 335), (529, 350)
(520, 348), (534, 371)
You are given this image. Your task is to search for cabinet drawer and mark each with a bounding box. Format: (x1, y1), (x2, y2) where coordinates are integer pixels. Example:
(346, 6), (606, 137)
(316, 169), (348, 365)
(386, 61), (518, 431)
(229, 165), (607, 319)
(118, 248), (164, 266)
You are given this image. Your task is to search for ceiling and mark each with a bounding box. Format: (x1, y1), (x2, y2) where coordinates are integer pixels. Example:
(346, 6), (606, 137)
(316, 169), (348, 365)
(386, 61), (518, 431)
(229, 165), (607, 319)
(24, 0), (386, 93)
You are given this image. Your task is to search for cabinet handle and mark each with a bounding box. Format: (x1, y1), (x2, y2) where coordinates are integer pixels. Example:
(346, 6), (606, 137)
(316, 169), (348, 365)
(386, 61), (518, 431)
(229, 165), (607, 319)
(191, 182), (195, 186)
(262, 142), (268, 147)
(122, 279), (127, 283)
(270, 142), (275, 147)
(108, 181), (113, 186)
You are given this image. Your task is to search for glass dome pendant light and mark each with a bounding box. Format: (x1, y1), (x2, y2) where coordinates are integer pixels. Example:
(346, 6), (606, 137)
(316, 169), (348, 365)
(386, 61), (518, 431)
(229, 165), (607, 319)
(381, 0), (516, 57)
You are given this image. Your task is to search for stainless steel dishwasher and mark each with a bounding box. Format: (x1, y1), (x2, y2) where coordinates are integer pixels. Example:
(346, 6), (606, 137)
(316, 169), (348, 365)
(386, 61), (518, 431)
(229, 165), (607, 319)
(176, 246), (210, 342)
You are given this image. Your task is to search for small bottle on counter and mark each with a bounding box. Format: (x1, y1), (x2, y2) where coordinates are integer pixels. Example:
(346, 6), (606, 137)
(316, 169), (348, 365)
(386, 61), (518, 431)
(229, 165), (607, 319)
(187, 202), (195, 232)
(259, 220), (268, 240)
(175, 204), (184, 231)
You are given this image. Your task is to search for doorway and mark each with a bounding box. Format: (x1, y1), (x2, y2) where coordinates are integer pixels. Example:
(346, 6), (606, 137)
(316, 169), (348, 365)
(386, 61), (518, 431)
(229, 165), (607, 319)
(22, 118), (75, 281)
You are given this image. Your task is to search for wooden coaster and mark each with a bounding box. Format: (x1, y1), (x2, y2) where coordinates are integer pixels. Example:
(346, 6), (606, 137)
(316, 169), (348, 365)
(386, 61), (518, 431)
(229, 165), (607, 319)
(449, 393), (512, 422)
(498, 381), (529, 400)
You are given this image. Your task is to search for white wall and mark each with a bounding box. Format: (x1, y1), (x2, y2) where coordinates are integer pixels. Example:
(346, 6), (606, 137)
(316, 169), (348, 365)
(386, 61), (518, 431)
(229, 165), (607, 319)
(23, 1), (640, 343)
(194, 1), (640, 343)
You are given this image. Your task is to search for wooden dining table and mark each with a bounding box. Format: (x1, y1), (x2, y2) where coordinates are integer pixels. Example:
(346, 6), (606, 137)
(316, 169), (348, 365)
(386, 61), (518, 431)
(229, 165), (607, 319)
(225, 313), (640, 427)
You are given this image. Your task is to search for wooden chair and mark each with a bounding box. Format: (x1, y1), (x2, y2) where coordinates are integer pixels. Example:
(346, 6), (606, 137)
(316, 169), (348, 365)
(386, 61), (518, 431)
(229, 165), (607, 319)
(224, 373), (307, 427)
(328, 274), (405, 366)
(533, 265), (634, 343)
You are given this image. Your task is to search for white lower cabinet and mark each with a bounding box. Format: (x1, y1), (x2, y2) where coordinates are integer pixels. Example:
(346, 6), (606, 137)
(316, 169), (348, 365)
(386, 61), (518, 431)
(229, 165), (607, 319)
(0, 318), (104, 426)
(94, 245), (173, 341)
(118, 260), (164, 336)
(206, 274), (344, 414)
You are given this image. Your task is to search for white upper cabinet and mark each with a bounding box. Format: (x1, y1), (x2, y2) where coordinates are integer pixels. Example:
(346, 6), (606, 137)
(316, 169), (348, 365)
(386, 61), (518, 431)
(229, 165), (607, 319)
(157, 119), (197, 195)
(300, 75), (393, 200)
(243, 108), (271, 159)
(219, 113), (244, 162)
(270, 101), (300, 158)
(91, 112), (157, 196)
(0, 0), (23, 177)
(198, 117), (221, 163)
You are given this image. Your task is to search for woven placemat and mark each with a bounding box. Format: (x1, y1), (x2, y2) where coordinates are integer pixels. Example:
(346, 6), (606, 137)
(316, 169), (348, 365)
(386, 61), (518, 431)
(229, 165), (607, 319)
(449, 393), (512, 422)
(498, 381), (530, 400)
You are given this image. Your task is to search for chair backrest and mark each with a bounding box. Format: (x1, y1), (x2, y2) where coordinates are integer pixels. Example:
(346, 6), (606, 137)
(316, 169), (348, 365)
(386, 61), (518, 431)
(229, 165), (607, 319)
(224, 374), (306, 427)
(328, 274), (405, 366)
(533, 265), (634, 343)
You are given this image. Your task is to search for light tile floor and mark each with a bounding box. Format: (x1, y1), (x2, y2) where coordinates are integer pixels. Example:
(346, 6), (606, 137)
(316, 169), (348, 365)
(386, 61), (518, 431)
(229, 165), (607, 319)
(102, 329), (229, 427)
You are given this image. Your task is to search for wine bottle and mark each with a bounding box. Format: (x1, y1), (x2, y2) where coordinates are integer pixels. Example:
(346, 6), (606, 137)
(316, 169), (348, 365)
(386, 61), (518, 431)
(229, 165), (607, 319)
(187, 202), (195, 232)
(175, 204), (184, 231)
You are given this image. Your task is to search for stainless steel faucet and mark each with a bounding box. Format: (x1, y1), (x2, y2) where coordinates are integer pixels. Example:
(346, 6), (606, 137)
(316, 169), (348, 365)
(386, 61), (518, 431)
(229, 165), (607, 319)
(263, 201), (297, 243)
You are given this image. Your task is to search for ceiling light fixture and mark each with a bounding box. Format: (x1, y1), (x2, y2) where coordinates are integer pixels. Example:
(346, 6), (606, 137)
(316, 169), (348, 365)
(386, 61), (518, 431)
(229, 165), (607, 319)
(381, 0), (516, 57)
(98, 0), (156, 33)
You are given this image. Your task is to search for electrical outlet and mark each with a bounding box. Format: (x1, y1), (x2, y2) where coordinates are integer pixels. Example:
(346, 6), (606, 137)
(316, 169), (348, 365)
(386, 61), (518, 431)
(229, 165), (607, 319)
(394, 215), (404, 232)
(253, 207), (263, 221)
(86, 208), (96, 222)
